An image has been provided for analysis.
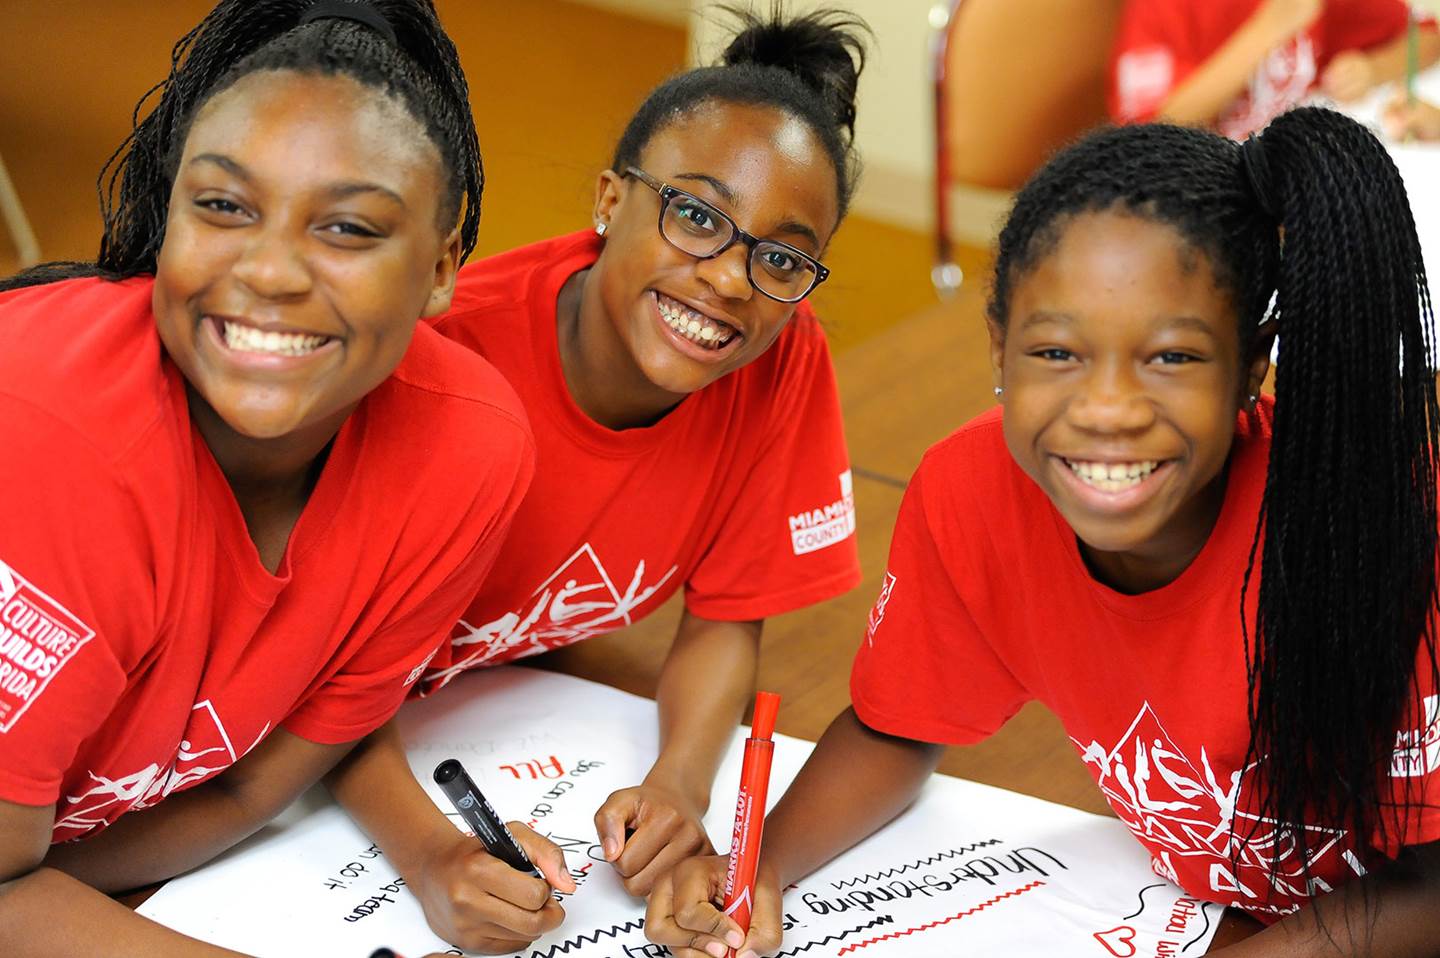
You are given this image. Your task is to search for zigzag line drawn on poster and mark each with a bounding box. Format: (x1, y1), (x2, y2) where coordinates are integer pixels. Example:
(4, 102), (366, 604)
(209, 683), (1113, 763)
(834, 879), (1047, 955)
(526, 918), (648, 958)
(772, 915), (896, 957)
(1121, 883), (1169, 920)
(829, 840), (1003, 888)
(1183, 901), (1220, 952)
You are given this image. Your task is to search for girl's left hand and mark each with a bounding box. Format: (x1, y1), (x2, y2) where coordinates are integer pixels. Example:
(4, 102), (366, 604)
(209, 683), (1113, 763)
(594, 783), (715, 896)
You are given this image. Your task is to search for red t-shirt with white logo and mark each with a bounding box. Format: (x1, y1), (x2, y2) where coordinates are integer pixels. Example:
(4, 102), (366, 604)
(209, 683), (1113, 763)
(420, 231), (860, 689)
(853, 401), (1440, 922)
(1109, 0), (1425, 138)
(0, 277), (534, 841)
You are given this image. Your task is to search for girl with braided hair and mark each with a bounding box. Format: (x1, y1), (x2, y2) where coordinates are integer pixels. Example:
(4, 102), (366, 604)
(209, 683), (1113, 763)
(0, 2), (536, 954)
(323, 5), (868, 953)
(650, 106), (1440, 958)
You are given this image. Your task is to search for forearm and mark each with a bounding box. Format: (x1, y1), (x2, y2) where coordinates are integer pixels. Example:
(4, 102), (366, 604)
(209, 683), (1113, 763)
(1357, 31), (1440, 87)
(645, 613), (762, 810)
(1159, 7), (1298, 126)
(325, 722), (458, 882)
(762, 707), (943, 888)
(47, 729), (352, 893)
(0, 867), (251, 958)
(42, 779), (276, 893)
(1213, 842), (1440, 957)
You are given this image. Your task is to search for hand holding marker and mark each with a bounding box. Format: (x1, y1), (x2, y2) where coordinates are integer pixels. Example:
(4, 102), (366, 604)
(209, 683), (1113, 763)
(721, 692), (781, 954)
(433, 758), (543, 877)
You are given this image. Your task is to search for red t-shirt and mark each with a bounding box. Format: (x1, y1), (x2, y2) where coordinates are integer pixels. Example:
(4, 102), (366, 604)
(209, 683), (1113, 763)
(853, 401), (1440, 922)
(0, 277), (534, 841)
(1110, 0), (1424, 138)
(420, 231), (860, 689)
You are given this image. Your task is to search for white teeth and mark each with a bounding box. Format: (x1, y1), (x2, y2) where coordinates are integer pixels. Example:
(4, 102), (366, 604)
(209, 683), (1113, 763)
(655, 292), (735, 350)
(1066, 459), (1160, 492)
(221, 320), (328, 356)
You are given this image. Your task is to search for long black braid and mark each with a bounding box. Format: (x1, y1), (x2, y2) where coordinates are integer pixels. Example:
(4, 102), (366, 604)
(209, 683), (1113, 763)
(990, 109), (1439, 895)
(1, 0), (481, 291)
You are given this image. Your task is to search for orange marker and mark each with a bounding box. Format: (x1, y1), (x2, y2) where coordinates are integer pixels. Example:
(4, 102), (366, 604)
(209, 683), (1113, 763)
(721, 691), (781, 953)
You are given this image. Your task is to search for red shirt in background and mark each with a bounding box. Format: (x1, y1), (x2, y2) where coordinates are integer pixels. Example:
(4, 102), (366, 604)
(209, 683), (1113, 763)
(852, 400), (1440, 922)
(420, 231), (860, 690)
(1110, 0), (1423, 138)
(0, 277), (534, 841)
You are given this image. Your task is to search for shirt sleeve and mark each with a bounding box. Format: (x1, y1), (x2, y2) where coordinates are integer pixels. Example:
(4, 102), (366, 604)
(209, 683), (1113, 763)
(1109, 0), (1192, 123)
(282, 413), (536, 744)
(850, 456), (1029, 746)
(1377, 670), (1440, 854)
(683, 316), (862, 621)
(0, 396), (154, 806)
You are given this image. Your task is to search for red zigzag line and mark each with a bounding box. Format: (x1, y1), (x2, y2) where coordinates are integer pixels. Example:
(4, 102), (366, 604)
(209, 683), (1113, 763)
(834, 879), (1047, 956)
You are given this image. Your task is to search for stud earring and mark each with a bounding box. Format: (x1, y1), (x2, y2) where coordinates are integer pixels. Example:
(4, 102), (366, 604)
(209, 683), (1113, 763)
(1247, 393), (1259, 407)
(595, 222), (607, 236)
(993, 386), (1004, 398)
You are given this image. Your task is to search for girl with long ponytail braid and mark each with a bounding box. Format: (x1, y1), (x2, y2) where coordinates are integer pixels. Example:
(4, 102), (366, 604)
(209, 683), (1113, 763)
(650, 106), (1440, 958)
(0, 3), (537, 955)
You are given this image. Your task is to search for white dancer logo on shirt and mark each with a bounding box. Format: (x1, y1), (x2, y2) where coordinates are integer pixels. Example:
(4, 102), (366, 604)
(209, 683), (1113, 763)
(0, 558), (95, 734)
(1219, 33), (1316, 139)
(52, 701), (269, 840)
(427, 543), (678, 690)
(1074, 702), (1357, 916)
(788, 470), (856, 556)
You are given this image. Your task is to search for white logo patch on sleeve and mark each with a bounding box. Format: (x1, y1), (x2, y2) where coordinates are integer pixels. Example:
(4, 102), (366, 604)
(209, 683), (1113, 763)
(0, 558), (96, 733)
(787, 470), (857, 556)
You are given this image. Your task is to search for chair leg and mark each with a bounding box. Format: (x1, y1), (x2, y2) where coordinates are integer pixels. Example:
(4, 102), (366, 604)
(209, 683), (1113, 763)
(0, 151), (41, 268)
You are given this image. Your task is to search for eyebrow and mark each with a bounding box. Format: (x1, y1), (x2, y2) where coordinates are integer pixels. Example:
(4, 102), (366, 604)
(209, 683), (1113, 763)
(1018, 310), (1221, 338)
(670, 172), (822, 249)
(189, 153), (407, 209)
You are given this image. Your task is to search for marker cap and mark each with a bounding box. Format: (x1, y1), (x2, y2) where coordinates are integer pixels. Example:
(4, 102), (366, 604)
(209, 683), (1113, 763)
(751, 691), (780, 740)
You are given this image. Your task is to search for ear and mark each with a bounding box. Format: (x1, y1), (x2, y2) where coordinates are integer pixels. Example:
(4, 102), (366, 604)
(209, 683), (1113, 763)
(592, 169), (625, 234)
(986, 317), (1007, 396)
(1244, 323), (1276, 407)
(421, 227), (463, 319)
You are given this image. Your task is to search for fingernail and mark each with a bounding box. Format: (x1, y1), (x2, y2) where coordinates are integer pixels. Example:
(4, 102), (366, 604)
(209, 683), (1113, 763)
(603, 838), (619, 860)
(725, 930), (745, 948)
(704, 943), (726, 958)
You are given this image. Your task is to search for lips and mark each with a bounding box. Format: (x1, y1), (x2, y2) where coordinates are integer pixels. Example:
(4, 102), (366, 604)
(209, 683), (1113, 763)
(653, 291), (741, 352)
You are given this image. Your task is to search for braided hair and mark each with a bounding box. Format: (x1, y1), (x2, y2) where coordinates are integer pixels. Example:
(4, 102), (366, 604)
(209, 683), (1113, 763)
(1, 0), (481, 291)
(990, 108), (1439, 891)
(611, 2), (868, 221)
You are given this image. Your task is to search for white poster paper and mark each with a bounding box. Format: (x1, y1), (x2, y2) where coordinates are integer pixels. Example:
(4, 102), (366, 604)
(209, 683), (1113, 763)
(139, 667), (1220, 957)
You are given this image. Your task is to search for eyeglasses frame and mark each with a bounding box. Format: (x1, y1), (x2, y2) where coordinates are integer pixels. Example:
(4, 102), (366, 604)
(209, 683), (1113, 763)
(622, 166), (830, 303)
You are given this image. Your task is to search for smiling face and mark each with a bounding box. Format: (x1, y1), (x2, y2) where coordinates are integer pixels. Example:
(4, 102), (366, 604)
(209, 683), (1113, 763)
(587, 100), (840, 400)
(152, 69), (459, 447)
(990, 209), (1269, 588)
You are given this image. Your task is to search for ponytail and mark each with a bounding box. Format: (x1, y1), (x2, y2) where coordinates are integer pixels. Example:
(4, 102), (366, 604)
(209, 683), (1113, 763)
(1239, 106), (1439, 875)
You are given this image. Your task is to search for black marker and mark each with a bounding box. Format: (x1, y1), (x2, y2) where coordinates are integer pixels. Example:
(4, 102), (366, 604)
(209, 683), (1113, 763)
(433, 758), (542, 877)
(367, 950), (402, 958)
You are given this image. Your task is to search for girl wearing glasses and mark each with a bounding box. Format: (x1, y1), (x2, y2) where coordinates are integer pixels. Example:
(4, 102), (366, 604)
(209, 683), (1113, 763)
(325, 7), (868, 953)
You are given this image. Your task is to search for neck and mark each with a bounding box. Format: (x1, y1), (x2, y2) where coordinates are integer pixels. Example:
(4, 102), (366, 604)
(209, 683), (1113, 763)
(187, 388), (347, 506)
(1079, 463), (1230, 595)
(555, 266), (685, 430)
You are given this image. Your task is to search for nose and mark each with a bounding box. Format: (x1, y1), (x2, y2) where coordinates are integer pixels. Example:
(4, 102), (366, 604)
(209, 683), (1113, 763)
(692, 242), (754, 302)
(231, 223), (313, 300)
(1067, 359), (1155, 434)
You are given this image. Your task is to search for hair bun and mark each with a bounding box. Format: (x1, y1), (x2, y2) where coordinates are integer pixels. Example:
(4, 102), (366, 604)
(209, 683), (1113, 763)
(718, 4), (868, 139)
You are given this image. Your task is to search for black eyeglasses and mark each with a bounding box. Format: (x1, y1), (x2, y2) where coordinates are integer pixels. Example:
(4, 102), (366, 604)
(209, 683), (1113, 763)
(623, 167), (830, 303)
